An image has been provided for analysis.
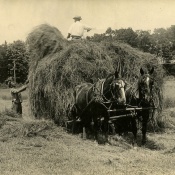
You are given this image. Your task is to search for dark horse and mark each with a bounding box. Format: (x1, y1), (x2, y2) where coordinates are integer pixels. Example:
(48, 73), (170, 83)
(119, 67), (155, 146)
(137, 67), (155, 145)
(68, 71), (126, 144)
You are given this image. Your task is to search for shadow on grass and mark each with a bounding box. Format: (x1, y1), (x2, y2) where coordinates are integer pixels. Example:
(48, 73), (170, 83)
(108, 132), (165, 150)
(163, 147), (175, 154)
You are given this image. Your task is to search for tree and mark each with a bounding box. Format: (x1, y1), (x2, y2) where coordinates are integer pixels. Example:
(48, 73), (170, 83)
(6, 40), (29, 83)
(136, 30), (152, 52)
(113, 28), (138, 47)
(0, 42), (8, 83)
(152, 28), (173, 60)
(88, 33), (106, 42)
(89, 25), (175, 63)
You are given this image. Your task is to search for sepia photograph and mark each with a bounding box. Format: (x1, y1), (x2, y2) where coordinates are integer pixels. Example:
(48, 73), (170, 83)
(0, 0), (175, 174)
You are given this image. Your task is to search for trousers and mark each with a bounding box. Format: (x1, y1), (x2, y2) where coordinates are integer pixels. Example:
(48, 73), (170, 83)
(12, 102), (22, 115)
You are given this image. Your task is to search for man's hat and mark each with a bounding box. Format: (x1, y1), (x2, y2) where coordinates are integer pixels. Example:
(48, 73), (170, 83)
(73, 16), (82, 20)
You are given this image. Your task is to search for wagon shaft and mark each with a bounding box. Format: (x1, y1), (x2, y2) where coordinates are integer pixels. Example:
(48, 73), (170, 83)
(107, 107), (157, 113)
(109, 114), (136, 120)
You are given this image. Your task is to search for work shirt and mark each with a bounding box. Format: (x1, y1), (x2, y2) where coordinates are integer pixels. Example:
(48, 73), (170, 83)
(68, 21), (91, 37)
(10, 85), (27, 103)
(11, 88), (22, 103)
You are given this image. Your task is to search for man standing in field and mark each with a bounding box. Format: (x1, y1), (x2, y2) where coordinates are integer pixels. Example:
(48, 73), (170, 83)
(8, 80), (28, 116)
(67, 16), (93, 40)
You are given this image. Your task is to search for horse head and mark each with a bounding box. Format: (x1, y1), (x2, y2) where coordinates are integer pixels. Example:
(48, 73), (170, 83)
(103, 70), (126, 105)
(138, 67), (154, 103)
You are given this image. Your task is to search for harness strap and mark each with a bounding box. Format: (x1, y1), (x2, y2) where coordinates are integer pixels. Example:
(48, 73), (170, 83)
(75, 83), (91, 104)
(86, 88), (89, 105)
(101, 80), (105, 96)
(93, 79), (105, 95)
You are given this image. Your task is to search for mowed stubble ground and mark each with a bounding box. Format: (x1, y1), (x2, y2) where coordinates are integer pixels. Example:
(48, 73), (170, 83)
(0, 80), (175, 175)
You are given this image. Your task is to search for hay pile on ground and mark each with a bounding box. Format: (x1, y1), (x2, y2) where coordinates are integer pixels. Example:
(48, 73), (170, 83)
(26, 24), (165, 128)
(0, 110), (54, 140)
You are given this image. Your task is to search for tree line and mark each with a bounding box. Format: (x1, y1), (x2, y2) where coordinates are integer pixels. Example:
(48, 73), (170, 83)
(0, 40), (29, 84)
(1, 25), (175, 84)
(88, 25), (175, 62)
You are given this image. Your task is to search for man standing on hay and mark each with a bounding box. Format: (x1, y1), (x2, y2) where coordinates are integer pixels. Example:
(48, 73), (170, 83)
(67, 16), (93, 40)
(8, 79), (28, 116)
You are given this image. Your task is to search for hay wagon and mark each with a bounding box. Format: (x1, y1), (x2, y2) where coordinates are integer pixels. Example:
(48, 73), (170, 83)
(66, 96), (157, 135)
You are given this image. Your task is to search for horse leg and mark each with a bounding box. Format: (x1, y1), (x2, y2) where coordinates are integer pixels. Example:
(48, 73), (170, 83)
(103, 117), (109, 143)
(95, 117), (107, 144)
(71, 119), (76, 134)
(82, 126), (86, 139)
(141, 112), (149, 145)
(85, 116), (95, 140)
(131, 118), (137, 147)
(92, 118), (98, 141)
(108, 122), (116, 135)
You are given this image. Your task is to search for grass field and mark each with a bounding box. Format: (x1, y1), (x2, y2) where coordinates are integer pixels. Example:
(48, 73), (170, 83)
(0, 80), (175, 175)
(164, 79), (175, 98)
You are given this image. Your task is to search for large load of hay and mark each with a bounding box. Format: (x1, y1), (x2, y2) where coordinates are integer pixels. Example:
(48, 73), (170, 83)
(26, 24), (165, 127)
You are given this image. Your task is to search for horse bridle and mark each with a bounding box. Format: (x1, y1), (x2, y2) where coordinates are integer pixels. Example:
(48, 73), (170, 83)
(138, 74), (155, 106)
(109, 79), (126, 102)
(92, 78), (125, 103)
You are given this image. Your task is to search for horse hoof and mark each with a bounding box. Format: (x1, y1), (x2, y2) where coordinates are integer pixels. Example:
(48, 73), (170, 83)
(105, 143), (110, 146)
(141, 142), (146, 148)
(133, 146), (138, 150)
(142, 141), (146, 146)
(94, 141), (98, 146)
(132, 142), (138, 149)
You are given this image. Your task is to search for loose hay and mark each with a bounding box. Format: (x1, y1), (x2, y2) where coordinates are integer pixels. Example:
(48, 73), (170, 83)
(26, 24), (67, 72)
(27, 24), (165, 129)
(28, 40), (114, 124)
(0, 110), (55, 139)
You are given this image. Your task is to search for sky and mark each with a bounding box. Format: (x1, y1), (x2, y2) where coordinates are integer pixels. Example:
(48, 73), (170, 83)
(0, 0), (175, 44)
